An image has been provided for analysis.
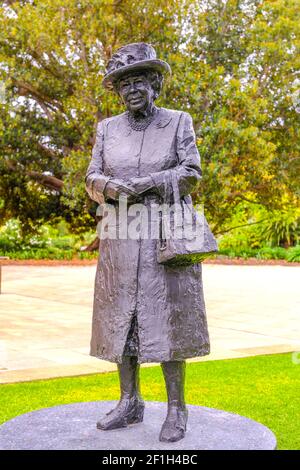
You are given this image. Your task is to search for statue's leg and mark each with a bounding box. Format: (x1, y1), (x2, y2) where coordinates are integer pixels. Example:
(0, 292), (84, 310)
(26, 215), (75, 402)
(159, 360), (188, 442)
(96, 355), (144, 430)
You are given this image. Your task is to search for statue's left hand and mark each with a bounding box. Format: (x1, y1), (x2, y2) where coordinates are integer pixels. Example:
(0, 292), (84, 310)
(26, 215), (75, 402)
(128, 176), (154, 195)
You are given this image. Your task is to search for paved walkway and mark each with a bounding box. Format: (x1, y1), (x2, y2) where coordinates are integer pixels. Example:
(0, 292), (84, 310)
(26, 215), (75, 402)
(0, 265), (299, 383)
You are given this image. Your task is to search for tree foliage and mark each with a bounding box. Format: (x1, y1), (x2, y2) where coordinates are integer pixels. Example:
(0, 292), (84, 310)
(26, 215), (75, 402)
(0, 0), (299, 235)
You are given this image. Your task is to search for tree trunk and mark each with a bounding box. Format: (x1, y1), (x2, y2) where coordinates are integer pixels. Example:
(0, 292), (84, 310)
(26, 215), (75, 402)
(81, 236), (99, 252)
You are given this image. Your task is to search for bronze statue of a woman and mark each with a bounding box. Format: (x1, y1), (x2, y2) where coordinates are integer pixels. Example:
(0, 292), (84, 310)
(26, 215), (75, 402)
(86, 43), (210, 443)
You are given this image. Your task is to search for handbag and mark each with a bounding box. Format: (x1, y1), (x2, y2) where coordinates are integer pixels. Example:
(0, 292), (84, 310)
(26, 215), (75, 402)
(157, 170), (218, 266)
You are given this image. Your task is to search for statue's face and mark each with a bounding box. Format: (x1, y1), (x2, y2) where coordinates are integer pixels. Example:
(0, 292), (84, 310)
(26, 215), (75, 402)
(118, 72), (154, 113)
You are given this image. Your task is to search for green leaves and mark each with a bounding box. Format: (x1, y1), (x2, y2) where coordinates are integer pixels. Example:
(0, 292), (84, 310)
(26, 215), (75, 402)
(0, 0), (299, 237)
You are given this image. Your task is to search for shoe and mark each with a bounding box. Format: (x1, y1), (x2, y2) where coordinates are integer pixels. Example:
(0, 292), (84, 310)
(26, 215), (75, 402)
(96, 397), (145, 431)
(159, 405), (188, 442)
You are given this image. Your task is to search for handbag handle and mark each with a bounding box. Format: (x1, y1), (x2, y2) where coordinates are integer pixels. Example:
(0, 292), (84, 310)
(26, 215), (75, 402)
(170, 170), (181, 205)
(159, 170), (178, 250)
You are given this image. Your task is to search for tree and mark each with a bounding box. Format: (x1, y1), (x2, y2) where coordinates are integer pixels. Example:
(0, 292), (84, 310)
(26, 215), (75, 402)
(166, 0), (300, 230)
(0, 0), (184, 235)
(0, 0), (299, 237)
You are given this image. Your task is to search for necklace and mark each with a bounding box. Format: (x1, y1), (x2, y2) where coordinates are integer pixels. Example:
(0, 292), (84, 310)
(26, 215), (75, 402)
(127, 106), (158, 131)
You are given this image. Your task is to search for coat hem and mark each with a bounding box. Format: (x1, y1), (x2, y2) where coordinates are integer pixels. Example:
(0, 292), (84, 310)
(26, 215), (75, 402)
(90, 344), (210, 364)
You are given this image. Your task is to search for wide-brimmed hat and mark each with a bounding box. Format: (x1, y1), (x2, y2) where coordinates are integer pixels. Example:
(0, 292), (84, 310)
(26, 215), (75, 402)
(102, 42), (171, 89)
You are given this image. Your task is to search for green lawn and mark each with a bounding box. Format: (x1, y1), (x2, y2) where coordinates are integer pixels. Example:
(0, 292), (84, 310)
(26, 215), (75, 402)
(1, 353), (299, 450)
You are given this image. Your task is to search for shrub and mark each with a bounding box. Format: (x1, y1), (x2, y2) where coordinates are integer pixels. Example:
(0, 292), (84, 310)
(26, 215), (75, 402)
(0, 219), (23, 251)
(0, 218), (97, 259)
(256, 247), (287, 260)
(286, 246), (300, 262)
(259, 210), (300, 248)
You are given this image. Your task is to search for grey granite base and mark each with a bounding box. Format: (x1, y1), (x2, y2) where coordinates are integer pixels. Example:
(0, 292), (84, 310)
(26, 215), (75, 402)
(0, 401), (276, 450)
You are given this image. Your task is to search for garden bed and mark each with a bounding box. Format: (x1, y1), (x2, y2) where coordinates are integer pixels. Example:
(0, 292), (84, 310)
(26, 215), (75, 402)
(0, 256), (299, 267)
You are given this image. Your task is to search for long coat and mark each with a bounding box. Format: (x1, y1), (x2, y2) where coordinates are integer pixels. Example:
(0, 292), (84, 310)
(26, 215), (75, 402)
(86, 107), (210, 364)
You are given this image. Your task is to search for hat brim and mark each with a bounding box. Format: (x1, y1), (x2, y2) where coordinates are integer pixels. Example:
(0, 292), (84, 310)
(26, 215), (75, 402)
(102, 59), (171, 89)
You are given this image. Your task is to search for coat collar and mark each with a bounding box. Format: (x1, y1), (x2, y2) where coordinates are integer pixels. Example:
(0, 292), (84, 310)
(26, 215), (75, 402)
(111, 107), (174, 133)
(155, 108), (172, 129)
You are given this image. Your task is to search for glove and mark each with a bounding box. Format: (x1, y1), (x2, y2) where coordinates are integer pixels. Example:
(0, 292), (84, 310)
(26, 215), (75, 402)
(104, 178), (141, 203)
(128, 176), (154, 195)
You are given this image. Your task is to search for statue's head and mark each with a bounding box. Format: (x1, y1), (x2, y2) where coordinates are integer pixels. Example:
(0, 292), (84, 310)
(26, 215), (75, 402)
(102, 43), (171, 113)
